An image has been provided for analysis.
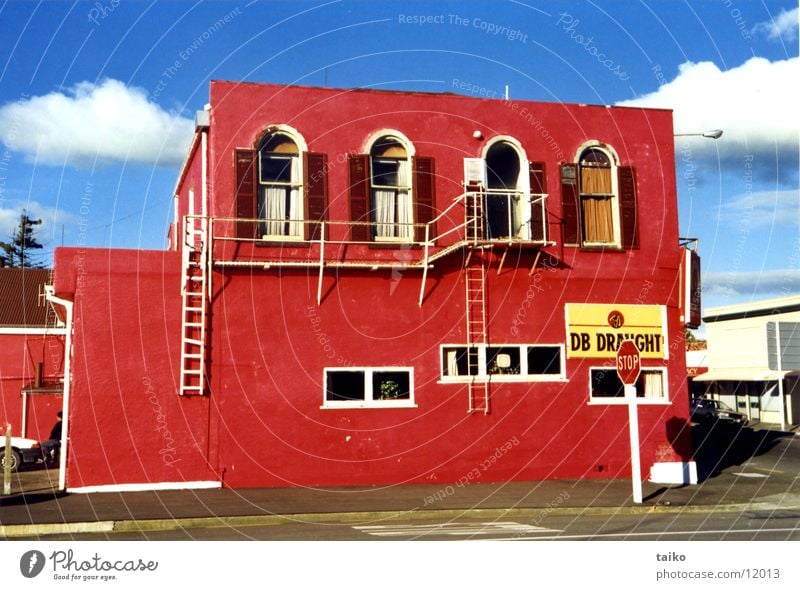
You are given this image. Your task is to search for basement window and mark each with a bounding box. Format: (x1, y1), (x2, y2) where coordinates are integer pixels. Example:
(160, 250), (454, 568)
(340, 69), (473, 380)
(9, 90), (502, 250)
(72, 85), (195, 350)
(324, 368), (415, 409)
(588, 367), (668, 404)
(440, 344), (565, 382)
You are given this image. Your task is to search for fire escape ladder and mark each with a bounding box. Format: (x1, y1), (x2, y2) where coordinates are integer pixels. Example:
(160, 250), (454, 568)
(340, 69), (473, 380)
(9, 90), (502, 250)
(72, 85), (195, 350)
(179, 216), (208, 396)
(466, 189), (485, 244)
(465, 255), (489, 414)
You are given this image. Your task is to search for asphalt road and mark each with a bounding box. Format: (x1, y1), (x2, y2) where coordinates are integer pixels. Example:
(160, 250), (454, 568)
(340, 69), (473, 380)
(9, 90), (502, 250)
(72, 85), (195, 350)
(15, 506), (799, 541)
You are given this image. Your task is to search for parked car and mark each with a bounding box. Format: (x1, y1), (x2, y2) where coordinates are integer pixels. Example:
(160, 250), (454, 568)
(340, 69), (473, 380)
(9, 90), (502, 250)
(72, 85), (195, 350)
(0, 436), (43, 472)
(690, 398), (748, 427)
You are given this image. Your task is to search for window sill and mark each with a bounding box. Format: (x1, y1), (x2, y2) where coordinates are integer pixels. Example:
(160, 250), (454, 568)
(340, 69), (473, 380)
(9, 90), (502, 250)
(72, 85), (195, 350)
(588, 399), (671, 406)
(255, 238), (311, 248)
(368, 242), (421, 250)
(579, 244), (623, 251)
(438, 377), (568, 384)
(320, 403), (418, 410)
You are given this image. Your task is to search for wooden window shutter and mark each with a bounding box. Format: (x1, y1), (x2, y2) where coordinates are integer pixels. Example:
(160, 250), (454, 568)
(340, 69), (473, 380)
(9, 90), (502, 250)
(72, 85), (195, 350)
(234, 149), (257, 239)
(304, 152), (327, 240)
(413, 156), (436, 242)
(618, 166), (638, 249)
(528, 161), (547, 242)
(560, 163), (580, 246)
(348, 154), (370, 241)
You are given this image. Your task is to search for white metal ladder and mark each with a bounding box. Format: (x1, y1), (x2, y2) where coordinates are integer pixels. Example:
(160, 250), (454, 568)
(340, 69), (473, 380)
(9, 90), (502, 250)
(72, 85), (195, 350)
(179, 216), (208, 396)
(465, 255), (488, 414)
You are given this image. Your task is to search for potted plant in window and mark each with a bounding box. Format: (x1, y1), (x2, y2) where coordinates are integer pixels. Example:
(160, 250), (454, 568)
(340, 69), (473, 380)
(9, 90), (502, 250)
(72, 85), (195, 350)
(379, 379), (401, 400)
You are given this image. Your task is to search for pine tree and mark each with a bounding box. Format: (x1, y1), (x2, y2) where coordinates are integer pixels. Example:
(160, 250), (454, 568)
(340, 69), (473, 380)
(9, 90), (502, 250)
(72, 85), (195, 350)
(0, 211), (44, 268)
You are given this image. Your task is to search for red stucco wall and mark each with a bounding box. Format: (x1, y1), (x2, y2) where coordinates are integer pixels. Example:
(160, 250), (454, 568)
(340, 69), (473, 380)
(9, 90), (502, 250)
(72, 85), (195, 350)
(53, 248), (215, 488)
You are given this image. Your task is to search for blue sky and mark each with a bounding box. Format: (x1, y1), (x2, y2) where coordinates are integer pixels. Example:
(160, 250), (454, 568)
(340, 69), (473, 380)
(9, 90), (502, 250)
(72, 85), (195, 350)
(0, 0), (797, 317)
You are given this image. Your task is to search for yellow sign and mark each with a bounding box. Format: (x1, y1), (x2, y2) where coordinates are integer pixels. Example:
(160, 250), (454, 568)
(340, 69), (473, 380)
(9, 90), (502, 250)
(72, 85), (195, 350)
(565, 303), (667, 359)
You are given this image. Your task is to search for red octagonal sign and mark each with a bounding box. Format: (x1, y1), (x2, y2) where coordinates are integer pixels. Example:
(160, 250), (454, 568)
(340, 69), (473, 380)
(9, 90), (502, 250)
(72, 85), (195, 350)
(616, 340), (641, 386)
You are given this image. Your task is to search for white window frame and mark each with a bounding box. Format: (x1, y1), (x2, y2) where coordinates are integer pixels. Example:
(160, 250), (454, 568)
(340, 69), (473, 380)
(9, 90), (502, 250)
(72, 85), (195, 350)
(366, 130), (415, 244)
(439, 344), (566, 383)
(587, 366), (670, 405)
(322, 367), (416, 409)
(481, 136), (531, 241)
(256, 125), (307, 242)
(575, 141), (621, 249)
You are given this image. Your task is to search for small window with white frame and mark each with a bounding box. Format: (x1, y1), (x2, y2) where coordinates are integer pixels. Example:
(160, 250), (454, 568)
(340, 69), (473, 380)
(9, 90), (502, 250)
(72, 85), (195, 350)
(324, 368), (415, 408)
(441, 344), (565, 381)
(588, 366), (668, 404)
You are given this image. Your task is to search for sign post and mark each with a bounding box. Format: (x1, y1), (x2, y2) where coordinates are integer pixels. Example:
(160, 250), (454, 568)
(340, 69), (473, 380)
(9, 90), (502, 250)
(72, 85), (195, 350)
(617, 340), (642, 504)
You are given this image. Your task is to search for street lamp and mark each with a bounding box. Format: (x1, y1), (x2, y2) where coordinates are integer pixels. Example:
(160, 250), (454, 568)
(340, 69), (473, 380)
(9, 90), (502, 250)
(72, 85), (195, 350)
(674, 129), (723, 139)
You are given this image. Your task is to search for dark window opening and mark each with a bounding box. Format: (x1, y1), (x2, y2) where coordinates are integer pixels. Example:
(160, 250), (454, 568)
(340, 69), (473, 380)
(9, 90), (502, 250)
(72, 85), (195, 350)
(528, 346), (562, 375)
(326, 371), (365, 402)
(484, 142), (521, 239)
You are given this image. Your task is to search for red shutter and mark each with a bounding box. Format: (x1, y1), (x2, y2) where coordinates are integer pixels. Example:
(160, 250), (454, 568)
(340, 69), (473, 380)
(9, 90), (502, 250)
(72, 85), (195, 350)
(560, 163), (580, 246)
(234, 149), (257, 239)
(618, 166), (638, 249)
(305, 152), (327, 240)
(529, 161), (546, 242)
(413, 156), (436, 242)
(348, 154), (370, 241)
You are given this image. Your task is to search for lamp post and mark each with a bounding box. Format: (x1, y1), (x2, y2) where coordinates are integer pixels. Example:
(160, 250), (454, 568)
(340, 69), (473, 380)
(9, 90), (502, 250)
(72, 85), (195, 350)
(674, 129), (723, 139)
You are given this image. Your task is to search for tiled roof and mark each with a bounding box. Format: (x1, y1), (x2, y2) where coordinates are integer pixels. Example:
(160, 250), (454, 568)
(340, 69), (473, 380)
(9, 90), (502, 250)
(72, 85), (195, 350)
(0, 267), (51, 327)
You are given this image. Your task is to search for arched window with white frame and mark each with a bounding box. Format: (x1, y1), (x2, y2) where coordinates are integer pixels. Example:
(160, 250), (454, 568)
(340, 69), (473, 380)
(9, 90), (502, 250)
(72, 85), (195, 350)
(559, 141), (638, 249)
(258, 131), (303, 238)
(369, 135), (413, 241)
(578, 146), (617, 245)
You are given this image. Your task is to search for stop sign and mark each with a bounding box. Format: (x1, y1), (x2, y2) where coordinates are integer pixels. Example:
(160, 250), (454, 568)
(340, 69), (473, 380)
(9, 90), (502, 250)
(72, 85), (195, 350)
(616, 340), (641, 385)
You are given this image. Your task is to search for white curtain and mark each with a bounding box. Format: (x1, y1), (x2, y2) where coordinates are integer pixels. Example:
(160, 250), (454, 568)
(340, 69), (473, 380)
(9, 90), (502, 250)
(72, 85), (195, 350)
(396, 160), (411, 239)
(447, 350), (459, 377)
(288, 157), (302, 237)
(261, 156), (301, 237)
(374, 190), (395, 238)
(373, 159), (411, 239)
(644, 372), (663, 399)
(262, 186), (286, 236)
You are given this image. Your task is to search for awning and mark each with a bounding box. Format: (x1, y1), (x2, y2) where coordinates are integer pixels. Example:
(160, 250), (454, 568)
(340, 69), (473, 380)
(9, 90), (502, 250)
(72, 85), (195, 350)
(693, 368), (798, 382)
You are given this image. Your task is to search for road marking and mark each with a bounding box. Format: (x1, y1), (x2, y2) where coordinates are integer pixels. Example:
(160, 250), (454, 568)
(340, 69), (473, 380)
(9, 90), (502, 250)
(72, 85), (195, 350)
(732, 472), (769, 478)
(353, 521), (561, 537)
(488, 527), (800, 541)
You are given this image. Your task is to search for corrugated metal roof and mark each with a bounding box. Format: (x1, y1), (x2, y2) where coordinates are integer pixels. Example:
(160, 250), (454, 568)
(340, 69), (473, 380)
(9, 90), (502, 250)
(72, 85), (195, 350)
(0, 267), (51, 327)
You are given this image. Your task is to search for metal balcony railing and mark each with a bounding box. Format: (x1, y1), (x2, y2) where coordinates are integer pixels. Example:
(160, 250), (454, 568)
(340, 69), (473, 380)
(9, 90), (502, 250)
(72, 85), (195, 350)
(184, 188), (551, 305)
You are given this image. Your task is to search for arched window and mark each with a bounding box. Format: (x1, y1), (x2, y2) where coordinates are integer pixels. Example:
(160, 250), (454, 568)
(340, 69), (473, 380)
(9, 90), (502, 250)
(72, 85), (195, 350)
(370, 136), (412, 240)
(258, 132), (303, 238)
(578, 146), (617, 245)
(560, 142), (637, 249)
(484, 140), (525, 239)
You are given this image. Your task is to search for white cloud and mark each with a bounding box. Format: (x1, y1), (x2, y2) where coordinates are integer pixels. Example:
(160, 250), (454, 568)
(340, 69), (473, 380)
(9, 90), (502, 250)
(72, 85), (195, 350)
(617, 57), (799, 180)
(0, 201), (79, 248)
(703, 269), (800, 298)
(752, 7), (799, 42)
(0, 79), (194, 167)
(721, 188), (800, 228)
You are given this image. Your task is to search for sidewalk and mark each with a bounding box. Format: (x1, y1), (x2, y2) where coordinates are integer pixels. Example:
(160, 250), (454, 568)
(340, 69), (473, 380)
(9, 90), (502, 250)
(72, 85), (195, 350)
(2, 425), (798, 538)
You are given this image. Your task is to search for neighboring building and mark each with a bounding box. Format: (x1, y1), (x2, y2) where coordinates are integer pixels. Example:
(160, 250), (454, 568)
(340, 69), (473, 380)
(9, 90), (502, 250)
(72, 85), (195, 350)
(51, 81), (699, 492)
(693, 295), (800, 426)
(685, 340), (708, 396)
(0, 267), (65, 441)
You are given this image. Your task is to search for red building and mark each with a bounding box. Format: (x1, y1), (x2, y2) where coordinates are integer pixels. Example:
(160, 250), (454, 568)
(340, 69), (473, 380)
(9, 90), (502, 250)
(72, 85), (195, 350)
(52, 82), (697, 492)
(0, 267), (64, 443)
